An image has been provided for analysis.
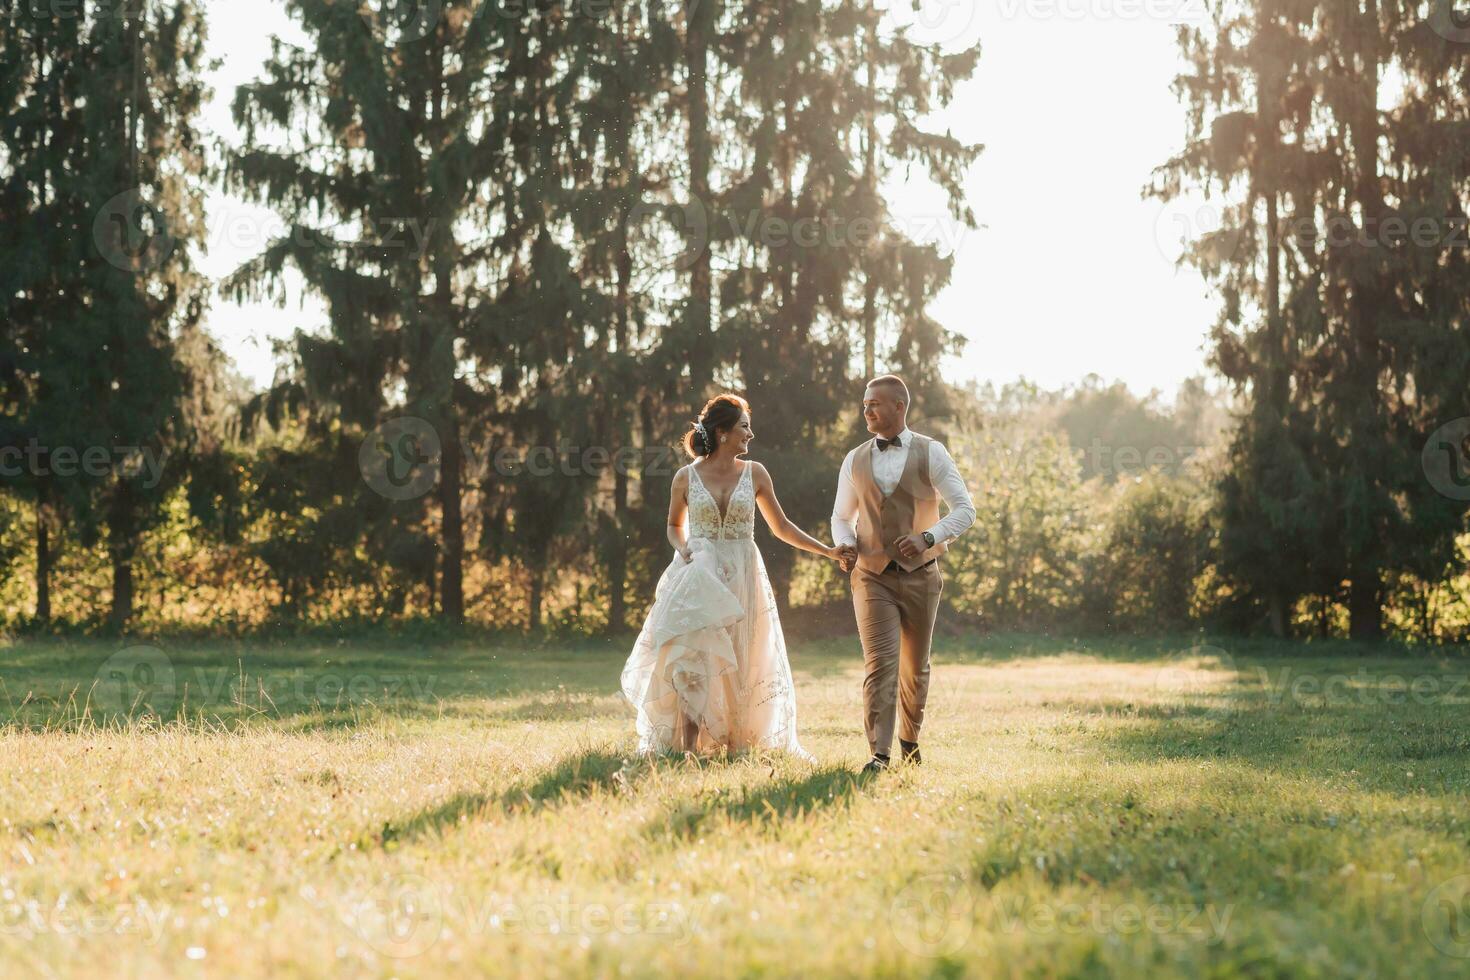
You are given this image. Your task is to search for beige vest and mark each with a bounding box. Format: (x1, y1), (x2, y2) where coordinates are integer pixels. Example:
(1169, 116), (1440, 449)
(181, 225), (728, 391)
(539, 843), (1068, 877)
(852, 432), (947, 573)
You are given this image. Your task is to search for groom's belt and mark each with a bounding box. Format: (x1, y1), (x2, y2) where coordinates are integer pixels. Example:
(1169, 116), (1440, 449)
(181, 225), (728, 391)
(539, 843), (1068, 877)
(883, 558), (937, 573)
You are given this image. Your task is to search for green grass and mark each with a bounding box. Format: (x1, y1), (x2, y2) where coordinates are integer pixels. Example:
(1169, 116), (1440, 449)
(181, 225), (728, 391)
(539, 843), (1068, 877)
(2, 632), (1470, 977)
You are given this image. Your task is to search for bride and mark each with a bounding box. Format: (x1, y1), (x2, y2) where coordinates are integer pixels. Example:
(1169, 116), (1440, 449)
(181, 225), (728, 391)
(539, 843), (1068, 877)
(621, 394), (847, 758)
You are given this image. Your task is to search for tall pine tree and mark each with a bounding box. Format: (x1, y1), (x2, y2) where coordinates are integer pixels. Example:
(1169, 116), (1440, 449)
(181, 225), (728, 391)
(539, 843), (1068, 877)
(1155, 0), (1470, 638)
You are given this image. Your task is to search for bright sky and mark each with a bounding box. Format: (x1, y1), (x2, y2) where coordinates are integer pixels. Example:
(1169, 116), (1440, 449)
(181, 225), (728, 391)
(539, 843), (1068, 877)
(197, 0), (1219, 399)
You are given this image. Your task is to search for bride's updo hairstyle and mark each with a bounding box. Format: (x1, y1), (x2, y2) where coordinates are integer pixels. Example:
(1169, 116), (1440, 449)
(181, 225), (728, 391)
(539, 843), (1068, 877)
(683, 394), (750, 459)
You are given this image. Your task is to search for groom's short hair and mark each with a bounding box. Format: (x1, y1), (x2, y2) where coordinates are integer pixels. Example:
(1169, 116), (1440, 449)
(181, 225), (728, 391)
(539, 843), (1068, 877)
(867, 374), (909, 407)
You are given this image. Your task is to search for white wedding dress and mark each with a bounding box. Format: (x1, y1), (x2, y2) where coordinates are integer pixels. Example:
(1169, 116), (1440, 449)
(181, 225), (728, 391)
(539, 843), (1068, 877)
(621, 461), (810, 758)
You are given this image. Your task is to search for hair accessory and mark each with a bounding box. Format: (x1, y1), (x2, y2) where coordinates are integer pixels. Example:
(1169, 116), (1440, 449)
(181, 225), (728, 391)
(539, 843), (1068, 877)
(695, 420), (709, 445)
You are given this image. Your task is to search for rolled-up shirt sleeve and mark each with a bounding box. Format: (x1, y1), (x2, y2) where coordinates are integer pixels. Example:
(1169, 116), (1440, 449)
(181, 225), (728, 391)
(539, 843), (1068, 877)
(831, 449), (859, 548)
(924, 440), (975, 545)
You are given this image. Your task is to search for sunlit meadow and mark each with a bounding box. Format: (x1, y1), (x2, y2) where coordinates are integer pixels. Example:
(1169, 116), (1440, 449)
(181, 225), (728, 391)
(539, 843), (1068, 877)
(3, 634), (1470, 977)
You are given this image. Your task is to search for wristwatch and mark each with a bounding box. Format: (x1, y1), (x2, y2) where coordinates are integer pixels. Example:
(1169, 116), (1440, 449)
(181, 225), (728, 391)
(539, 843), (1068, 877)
(921, 531), (936, 548)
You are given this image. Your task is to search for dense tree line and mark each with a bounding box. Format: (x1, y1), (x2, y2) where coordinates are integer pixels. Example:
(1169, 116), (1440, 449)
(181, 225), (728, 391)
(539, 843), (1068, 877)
(1, 0), (1466, 641)
(1, 0), (976, 632)
(1150, 0), (1470, 639)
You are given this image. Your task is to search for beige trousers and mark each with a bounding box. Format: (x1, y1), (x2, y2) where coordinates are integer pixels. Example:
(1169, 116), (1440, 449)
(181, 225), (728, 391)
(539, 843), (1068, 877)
(851, 561), (943, 757)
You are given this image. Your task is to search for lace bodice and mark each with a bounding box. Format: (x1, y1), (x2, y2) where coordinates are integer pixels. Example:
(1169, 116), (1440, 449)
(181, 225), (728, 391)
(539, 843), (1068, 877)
(687, 462), (756, 541)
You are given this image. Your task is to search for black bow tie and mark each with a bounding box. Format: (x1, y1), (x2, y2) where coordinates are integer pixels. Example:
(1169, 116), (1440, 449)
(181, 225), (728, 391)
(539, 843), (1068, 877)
(877, 436), (902, 451)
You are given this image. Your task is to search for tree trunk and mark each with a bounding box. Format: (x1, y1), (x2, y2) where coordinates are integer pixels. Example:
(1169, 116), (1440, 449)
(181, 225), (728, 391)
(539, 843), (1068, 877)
(108, 8), (145, 634)
(685, 0), (712, 392)
(34, 35), (54, 630)
(1345, 0), (1385, 643)
(608, 477), (629, 633)
(1263, 188), (1290, 641)
(439, 415), (464, 623)
(108, 498), (135, 632)
(1267, 590), (1287, 639)
(431, 27), (464, 626)
(110, 555), (133, 631)
(608, 244), (632, 634)
(861, 16), (878, 379)
(35, 499), (51, 624)
(1349, 565), (1383, 640)
(528, 565), (544, 630)
(607, 21), (634, 636)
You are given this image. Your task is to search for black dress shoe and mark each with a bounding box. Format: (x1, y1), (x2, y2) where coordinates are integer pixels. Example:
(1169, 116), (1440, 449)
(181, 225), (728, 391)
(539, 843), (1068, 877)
(860, 755), (890, 775)
(900, 740), (921, 765)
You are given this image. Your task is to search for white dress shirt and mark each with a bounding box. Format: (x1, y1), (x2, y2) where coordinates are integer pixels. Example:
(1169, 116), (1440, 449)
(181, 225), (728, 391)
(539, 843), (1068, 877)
(831, 427), (976, 548)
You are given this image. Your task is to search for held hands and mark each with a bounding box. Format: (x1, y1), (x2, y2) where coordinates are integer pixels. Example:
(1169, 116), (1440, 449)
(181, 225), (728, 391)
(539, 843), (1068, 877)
(831, 543), (858, 573)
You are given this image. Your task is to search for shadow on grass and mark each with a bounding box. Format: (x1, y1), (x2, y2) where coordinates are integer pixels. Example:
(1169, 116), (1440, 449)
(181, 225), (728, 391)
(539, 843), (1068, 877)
(1096, 657), (1470, 798)
(380, 751), (875, 848)
(929, 632), (1459, 666)
(642, 763), (873, 839)
(374, 746), (652, 846)
(8, 633), (1452, 730)
(0, 639), (629, 731)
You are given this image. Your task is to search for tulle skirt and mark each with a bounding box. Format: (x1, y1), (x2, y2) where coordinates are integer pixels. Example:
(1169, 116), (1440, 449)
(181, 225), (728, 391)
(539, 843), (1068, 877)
(621, 536), (809, 758)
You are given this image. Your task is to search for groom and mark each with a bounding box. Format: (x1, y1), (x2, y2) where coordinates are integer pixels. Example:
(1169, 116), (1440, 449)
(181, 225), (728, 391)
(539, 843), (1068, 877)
(831, 375), (975, 774)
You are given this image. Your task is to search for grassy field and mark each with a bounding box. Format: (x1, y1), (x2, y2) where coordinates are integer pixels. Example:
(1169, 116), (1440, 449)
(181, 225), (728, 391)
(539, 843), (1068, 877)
(3, 632), (1470, 977)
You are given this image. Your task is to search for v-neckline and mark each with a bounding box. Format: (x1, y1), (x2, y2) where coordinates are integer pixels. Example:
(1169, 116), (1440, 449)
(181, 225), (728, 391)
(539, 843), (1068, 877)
(693, 460), (747, 525)
(861, 433), (919, 501)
